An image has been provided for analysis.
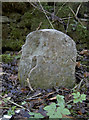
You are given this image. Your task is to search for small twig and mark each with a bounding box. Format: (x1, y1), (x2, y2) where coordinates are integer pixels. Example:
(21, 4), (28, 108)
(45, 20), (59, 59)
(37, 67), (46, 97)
(26, 78), (34, 92)
(72, 78), (85, 91)
(37, 0), (54, 29)
(62, 16), (73, 20)
(26, 92), (42, 101)
(30, 2), (65, 25)
(69, 6), (84, 27)
(0, 107), (9, 109)
(78, 79), (84, 90)
(0, 95), (30, 112)
(66, 99), (73, 104)
(75, 4), (81, 17)
(36, 22), (42, 30)
(17, 49), (22, 55)
(66, 13), (70, 33)
(56, 0), (69, 16)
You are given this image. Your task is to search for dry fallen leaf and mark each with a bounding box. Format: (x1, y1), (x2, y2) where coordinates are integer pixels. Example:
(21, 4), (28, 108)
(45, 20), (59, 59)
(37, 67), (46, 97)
(77, 111), (82, 115)
(76, 62), (81, 68)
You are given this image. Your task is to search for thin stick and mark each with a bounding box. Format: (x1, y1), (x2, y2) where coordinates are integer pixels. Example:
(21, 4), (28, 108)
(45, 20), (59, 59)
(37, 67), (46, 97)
(0, 107), (9, 109)
(30, 2), (64, 24)
(36, 22), (42, 30)
(54, 2), (55, 15)
(77, 79), (84, 90)
(0, 95), (30, 112)
(66, 13), (70, 33)
(37, 0), (54, 29)
(75, 4), (81, 17)
(56, 0), (69, 16)
(69, 6), (84, 27)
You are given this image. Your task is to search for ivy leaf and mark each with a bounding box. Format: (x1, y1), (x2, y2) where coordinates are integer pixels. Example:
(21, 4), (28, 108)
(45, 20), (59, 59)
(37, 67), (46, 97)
(80, 94), (86, 101)
(56, 107), (62, 118)
(67, 104), (72, 109)
(73, 98), (80, 103)
(72, 92), (80, 98)
(33, 113), (44, 118)
(56, 95), (65, 107)
(29, 112), (34, 115)
(44, 103), (56, 116)
(29, 112), (44, 118)
(44, 103), (56, 111)
(62, 108), (71, 115)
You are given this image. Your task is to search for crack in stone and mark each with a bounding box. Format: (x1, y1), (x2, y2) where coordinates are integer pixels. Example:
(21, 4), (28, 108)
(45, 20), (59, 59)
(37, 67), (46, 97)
(27, 56), (38, 87)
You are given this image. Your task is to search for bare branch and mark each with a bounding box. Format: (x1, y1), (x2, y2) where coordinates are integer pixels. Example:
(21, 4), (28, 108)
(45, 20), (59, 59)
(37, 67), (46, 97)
(0, 95), (30, 112)
(37, 0), (54, 29)
(75, 4), (81, 17)
(66, 13), (70, 33)
(30, 2), (66, 26)
(56, 0), (69, 16)
(69, 6), (84, 27)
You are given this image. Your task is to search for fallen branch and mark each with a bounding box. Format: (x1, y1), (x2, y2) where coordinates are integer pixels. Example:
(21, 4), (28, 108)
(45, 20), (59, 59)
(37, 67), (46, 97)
(0, 95), (30, 112)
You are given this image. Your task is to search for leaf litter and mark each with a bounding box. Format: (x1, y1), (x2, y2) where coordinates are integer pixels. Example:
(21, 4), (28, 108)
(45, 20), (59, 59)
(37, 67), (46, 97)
(0, 49), (89, 119)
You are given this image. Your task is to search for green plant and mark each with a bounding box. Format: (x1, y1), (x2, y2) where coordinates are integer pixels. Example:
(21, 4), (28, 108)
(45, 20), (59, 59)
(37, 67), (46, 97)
(29, 95), (70, 118)
(29, 112), (44, 118)
(43, 95), (70, 118)
(2, 97), (17, 116)
(8, 106), (16, 116)
(0, 54), (14, 63)
(72, 92), (86, 103)
(70, 20), (78, 31)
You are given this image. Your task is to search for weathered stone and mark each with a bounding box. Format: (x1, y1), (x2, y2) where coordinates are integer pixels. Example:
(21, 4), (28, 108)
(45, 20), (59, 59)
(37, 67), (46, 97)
(18, 29), (77, 89)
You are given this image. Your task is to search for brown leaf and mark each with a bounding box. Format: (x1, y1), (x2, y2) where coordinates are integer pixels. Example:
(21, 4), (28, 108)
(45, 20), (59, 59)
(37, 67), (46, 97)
(21, 88), (28, 93)
(77, 111), (82, 115)
(76, 62), (81, 68)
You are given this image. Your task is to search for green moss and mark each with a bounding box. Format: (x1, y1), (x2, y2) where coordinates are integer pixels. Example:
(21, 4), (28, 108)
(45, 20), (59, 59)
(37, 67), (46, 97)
(2, 2), (89, 51)
(67, 20), (89, 49)
(0, 54), (14, 63)
(0, 53), (21, 63)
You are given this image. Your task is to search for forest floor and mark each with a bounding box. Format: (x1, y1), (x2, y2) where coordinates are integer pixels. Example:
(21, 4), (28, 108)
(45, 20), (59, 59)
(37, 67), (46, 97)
(0, 49), (89, 120)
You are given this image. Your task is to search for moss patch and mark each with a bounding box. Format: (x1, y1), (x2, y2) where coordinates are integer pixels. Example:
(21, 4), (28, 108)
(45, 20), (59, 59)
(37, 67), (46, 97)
(2, 2), (89, 51)
(0, 53), (21, 63)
